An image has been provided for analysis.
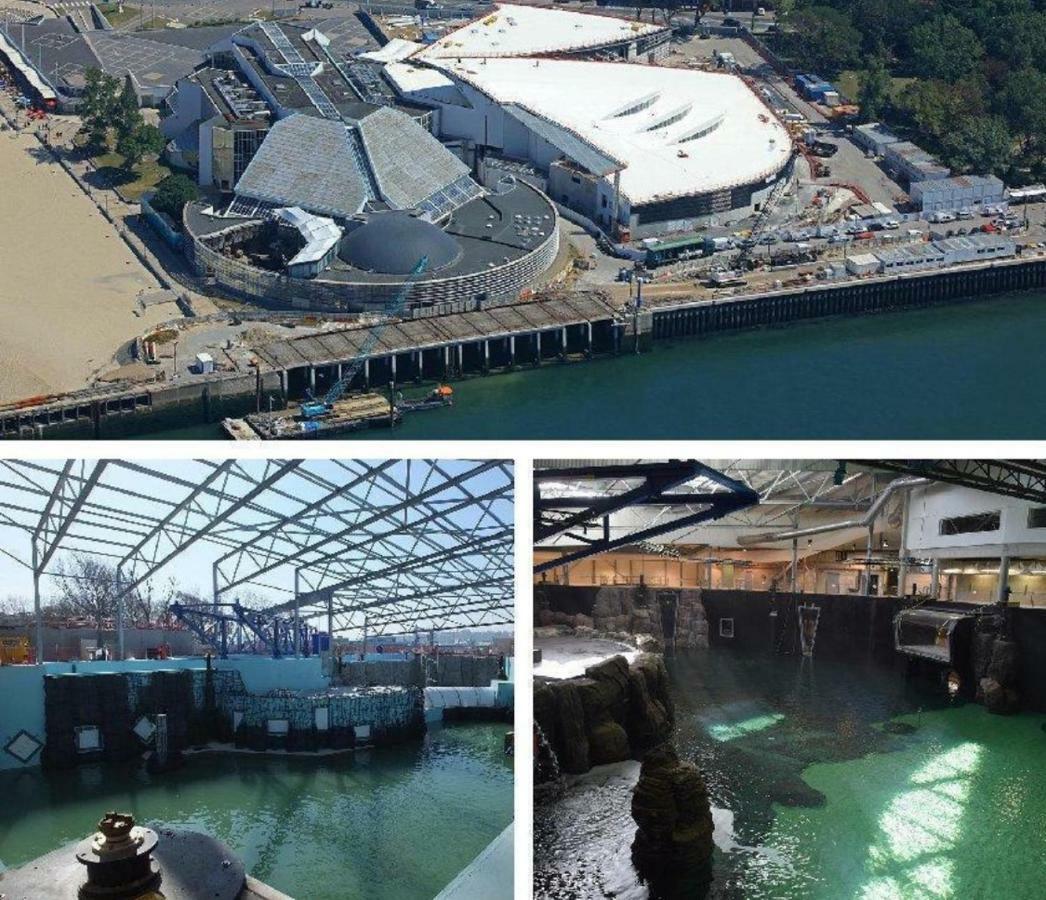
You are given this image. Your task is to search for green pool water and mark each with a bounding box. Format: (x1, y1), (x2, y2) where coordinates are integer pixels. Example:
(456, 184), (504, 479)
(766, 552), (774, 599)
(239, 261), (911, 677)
(0, 723), (513, 900)
(741, 704), (1046, 899)
(535, 651), (1046, 899)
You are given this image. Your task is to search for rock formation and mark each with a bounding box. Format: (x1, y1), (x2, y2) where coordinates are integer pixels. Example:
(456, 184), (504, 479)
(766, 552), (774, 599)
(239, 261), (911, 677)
(973, 615), (1020, 714)
(533, 653), (674, 777)
(535, 585), (710, 649)
(631, 744), (714, 898)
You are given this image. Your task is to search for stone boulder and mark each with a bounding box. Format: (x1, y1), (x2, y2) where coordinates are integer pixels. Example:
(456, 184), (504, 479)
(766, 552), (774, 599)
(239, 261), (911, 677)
(631, 745), (714, 897)
(588, 720), (631, 765)
(980, 676), (1020, 715)
(627, 655), (674, 752)
(536, 679), (590, 774)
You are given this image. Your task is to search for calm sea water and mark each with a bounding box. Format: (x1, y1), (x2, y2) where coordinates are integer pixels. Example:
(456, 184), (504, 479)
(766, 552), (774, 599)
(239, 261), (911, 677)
(534, 650), (1046, 899)
(0, 723), (513, 900)
(141, 291), (1046, 440)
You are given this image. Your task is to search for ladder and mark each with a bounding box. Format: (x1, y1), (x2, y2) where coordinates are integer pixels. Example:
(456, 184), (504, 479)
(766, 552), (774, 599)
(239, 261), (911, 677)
(798, 603), (820, 657)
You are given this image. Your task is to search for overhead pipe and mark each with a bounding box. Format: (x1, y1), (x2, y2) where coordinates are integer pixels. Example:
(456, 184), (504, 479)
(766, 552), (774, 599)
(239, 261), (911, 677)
(736, 477), (931, 547)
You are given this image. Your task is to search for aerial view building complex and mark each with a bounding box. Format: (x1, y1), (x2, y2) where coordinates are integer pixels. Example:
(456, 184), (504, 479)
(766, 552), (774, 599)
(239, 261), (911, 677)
(1, 0), (1046, 436)
(0, 459), (515, 900)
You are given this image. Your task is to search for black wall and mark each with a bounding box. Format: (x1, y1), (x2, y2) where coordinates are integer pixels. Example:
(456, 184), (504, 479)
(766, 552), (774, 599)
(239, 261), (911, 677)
(535, 583), (601, 618)
(702, 590), (899, 660)
(537, 585), (1046, 713)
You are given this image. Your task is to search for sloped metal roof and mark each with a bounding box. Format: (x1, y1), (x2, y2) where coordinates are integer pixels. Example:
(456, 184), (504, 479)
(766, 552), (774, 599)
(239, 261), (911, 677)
(235, 115), (370, 219)
(503, 103), (621, 177)
(356, 106), (472, 210)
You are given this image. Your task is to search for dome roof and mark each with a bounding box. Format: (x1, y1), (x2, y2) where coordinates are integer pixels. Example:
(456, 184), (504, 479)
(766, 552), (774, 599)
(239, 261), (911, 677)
(338, 212), (460, 275)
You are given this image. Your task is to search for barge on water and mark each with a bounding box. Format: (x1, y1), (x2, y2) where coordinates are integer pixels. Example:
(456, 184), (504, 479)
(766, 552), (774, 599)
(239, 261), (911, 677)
(222, 387), (453, 440)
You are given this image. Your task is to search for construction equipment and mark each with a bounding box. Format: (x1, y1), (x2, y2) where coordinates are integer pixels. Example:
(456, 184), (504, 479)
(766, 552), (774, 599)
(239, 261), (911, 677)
(735, 153), (796, 271)
(300, 255), (430, 420)
(170, 601), (318, 659)
(0, 632), (32, 664)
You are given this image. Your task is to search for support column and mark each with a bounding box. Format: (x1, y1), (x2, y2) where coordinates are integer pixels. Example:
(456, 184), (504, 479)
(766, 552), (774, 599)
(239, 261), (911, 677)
(561, 327), (568, 356)
(327, 593), (334, 655)
(930, 559), (941, 599)
(997, 555), (1011, 605)
(483, 339), (490, 372)
(864, 523), (874, 595)
(897, 490), (911, 598)
(308, 367), (316, 392)
(32, 544), (42, 666)
(535, 331), (542, 365)
(390, 354), (397, 384)
(364, 358), (370, 388)
(336, 362), (343, 382)
(704, 560), (712, 588)
(293, 570), (300, 659)
(115, 565), (125, 661)
(456, 343), (463, 374)
(586, 321), (593, 354)
(414, 350), (422, 381)
(791, 538), (798, 594)
(443, 346), (450, 377)
(279, 370), (288, 395)
(509, 334), (516, 366)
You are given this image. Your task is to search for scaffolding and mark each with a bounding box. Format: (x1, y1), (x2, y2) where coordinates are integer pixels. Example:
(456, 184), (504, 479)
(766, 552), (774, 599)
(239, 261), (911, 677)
(0, 459), (515, 663)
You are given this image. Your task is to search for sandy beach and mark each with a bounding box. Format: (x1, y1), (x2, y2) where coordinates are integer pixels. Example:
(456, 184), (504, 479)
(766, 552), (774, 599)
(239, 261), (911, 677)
(0, 127), (171, 404)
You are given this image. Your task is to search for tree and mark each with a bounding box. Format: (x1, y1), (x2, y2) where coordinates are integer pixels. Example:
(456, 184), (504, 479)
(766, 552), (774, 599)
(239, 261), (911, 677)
(983, 11), (1046, 72)
(49, 555), (175, 636)
(116, 122), (164, 172)
(1000, 68), (1046, 163)
(943, 115), (1014, 175)
(858, 55), (892, 121)
(896, 78), (987, 143)
(851, 0), (924, 60)
(78, 68), (120, 150)
(114, 75), (141, 142)
(151, 173), (198, 223)
(785, 6), (861, 75)
(909, 15), (984, 82)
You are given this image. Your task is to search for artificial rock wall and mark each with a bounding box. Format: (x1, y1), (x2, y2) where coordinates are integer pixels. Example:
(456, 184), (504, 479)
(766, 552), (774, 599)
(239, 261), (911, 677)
(536, 584), (709, 649)
(534, 653), (674, 775)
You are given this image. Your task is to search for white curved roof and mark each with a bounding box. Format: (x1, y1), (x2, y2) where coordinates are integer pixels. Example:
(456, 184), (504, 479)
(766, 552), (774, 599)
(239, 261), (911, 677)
(435, 58), (791, 205)
(417, 3), (664, 60)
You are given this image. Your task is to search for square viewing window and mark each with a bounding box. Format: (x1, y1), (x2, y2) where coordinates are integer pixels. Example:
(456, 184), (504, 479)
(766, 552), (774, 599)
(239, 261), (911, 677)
(719, 618), (735, 639)
(75, 725), (102, 753)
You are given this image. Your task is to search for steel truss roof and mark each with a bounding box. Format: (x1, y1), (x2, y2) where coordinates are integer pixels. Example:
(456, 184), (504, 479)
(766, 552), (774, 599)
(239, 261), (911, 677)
(0, 459), (514, 658)
(534, 460), (759, 572)
(856, 460), (1046, 504)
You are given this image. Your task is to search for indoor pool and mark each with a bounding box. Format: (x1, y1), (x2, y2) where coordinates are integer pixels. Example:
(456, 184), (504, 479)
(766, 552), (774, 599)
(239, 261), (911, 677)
(0, 722), (513, 900)
(534, 650), (1046, 899)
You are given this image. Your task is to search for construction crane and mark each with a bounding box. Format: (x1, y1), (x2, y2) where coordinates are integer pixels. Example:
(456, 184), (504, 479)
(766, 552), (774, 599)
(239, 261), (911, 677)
(735, 153), (797, 271)
(300, 255), (430, 420)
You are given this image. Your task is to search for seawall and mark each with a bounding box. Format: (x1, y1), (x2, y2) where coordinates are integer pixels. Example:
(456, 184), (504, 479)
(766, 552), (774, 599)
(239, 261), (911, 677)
(5, 254), (1046, 438)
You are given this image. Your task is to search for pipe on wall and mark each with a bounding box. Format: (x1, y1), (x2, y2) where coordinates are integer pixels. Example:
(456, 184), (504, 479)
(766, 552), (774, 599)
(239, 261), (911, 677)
(736, 477), (931, 547)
